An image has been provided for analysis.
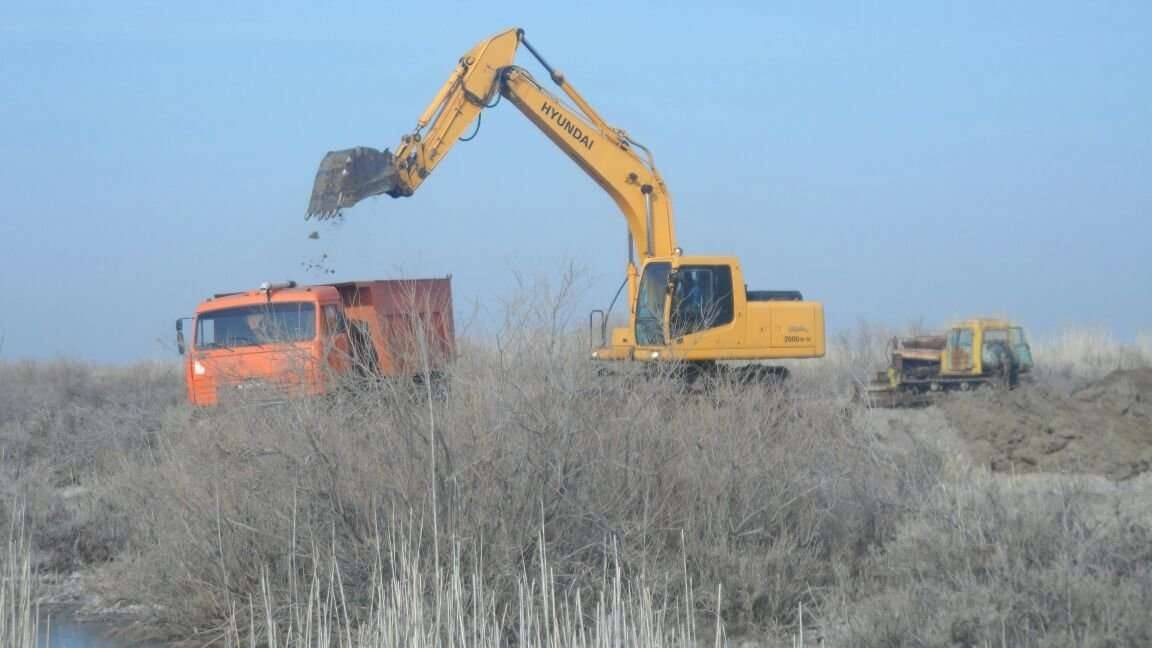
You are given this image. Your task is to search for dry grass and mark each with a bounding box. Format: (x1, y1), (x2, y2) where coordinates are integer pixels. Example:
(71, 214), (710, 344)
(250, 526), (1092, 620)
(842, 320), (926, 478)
(1, 507), (39, 648)
(102, 334), (917, 643)
(781, 318), (901, 396)
(3, 292), (1152, 646)
(0, 359), (184, 571)
(224, 523), (710, 648)
(1031, 327), (1152, 391)
(828, 468), (1152, 647)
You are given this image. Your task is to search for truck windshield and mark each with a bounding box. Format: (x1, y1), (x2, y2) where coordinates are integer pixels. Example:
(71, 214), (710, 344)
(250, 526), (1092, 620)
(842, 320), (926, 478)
(195, 303), (317, 349)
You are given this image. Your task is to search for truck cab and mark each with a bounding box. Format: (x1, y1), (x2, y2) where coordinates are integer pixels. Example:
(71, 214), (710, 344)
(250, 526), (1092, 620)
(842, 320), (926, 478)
(177, 282), (349, 406)
(176, 278), (455, 406)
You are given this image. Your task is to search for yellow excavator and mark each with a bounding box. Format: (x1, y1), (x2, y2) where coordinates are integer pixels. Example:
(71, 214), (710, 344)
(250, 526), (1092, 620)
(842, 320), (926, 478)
(306, 27), (824, 382)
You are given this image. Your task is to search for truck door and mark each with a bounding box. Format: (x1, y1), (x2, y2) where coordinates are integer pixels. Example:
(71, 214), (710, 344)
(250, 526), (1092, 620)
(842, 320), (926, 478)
(322, 303), (353, 372)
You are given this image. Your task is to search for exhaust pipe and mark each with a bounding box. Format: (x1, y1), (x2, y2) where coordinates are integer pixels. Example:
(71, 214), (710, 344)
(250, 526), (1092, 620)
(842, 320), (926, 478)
(306, 146), (402, 219)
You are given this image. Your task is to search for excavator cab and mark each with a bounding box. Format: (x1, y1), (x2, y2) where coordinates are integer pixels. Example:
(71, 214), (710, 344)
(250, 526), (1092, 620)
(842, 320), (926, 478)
(940, 319), (1033, 383)
(591, 255), (824, 367)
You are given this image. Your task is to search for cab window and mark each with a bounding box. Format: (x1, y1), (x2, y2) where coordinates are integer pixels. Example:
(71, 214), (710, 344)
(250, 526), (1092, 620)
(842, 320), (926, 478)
(956, 328), (974, 352)
(1009, 327), (1028, 347)
(984, 329), (1009, 344)
(670, 265), (734, 338)
(195, 302), (316, 349)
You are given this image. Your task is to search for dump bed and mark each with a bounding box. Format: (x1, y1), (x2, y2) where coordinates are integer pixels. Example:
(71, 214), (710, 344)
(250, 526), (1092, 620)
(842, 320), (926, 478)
(330, 278), (455, 377)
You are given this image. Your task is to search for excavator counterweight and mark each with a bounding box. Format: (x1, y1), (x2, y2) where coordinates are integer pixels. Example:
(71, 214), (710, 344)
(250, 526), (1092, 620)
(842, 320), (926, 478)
(307, 146), (401, 219)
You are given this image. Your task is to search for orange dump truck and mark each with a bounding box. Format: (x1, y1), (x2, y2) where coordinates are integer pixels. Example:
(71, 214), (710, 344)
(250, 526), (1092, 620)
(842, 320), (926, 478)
(176, 278), (455, 406)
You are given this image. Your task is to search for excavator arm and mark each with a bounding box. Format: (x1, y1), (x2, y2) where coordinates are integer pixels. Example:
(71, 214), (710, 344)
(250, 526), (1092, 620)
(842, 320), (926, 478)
(306, 27), (676, 262)
(308, 27), (827, 368)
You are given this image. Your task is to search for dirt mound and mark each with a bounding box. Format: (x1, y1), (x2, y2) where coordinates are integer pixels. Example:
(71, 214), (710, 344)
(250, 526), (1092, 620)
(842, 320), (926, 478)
(937, 369), (1152, 480)
(1071, 368), (1152, 418)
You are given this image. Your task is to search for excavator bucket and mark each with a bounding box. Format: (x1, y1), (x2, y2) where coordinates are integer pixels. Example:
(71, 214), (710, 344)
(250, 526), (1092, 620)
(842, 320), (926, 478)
(306, 147), (401, 219)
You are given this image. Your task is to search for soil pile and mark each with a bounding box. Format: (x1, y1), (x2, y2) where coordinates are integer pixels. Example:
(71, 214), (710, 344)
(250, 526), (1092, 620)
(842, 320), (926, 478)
(938, 369), (1152, 480)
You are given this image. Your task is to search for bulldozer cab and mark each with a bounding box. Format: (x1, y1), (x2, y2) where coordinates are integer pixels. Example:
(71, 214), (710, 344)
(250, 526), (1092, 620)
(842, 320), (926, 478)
(941, 319), (1033, 377)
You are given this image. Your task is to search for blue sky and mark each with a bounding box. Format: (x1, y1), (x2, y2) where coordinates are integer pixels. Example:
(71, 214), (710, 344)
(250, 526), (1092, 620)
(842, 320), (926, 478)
(1, 1), (1148, 363)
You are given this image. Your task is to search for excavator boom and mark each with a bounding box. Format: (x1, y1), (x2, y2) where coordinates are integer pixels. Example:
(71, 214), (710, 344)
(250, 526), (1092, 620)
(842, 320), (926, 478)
(304, 28), (675, 260)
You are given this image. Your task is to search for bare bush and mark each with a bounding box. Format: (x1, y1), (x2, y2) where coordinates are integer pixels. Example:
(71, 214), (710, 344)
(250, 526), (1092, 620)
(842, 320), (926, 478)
(783, 317), (941, 398)
(91, 277), (937, 643)
(0, 360), (184, 570)
(10, 289), (1152, 646)
(1031, 327), (1152, 391)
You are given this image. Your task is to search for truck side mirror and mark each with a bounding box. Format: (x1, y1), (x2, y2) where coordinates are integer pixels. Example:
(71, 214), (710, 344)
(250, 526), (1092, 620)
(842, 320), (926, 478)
(176, 318), (188, 355)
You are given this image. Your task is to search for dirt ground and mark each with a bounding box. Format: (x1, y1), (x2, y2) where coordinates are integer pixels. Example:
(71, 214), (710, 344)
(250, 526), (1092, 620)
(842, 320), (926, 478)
(914, 369), (1152, 480)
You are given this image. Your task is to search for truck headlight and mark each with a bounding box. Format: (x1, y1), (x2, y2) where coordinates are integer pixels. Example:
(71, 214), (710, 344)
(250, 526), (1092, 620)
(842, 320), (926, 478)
(193, 361), (207, 376)
(650, 351), (660, 359)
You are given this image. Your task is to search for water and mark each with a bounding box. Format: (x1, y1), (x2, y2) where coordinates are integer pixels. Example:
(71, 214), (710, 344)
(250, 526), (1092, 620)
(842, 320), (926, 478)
(37, 610), (164, 648)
